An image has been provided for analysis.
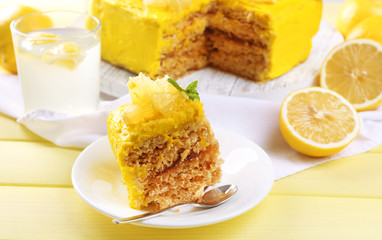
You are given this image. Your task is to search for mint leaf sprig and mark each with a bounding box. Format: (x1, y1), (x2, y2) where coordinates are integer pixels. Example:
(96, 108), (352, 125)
(167, 78), (200, 101)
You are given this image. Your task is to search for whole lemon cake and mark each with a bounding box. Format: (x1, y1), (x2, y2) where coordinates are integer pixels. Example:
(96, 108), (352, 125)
(107, 73), (223, 211)
(91, 0), (322, 82)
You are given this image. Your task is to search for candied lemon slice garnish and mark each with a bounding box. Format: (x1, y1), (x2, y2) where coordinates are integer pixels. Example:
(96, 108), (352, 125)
(122, 73), (188, 125)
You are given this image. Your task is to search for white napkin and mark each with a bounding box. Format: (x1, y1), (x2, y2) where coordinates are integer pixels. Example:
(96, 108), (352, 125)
(1, 73), (382, 179)
(0, 74), (128, 148)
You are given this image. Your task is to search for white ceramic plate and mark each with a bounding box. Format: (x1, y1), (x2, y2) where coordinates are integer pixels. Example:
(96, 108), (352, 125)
(72, 128), (274, 228)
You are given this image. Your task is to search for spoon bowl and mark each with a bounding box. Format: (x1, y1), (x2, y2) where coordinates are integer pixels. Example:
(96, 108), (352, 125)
(112, 184), (238, 224)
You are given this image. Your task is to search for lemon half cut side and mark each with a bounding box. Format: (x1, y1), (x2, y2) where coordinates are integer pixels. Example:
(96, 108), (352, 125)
(279, 87), (361, 157)
(320, 39), (382, 111)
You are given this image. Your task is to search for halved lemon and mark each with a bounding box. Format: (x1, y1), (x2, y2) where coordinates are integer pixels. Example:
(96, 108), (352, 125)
(320, 39), (382, 111)
(279, 87), (360, 157)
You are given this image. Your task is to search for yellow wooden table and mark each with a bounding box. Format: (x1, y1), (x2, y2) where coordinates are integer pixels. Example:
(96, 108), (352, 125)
(2, 2), (382, 239)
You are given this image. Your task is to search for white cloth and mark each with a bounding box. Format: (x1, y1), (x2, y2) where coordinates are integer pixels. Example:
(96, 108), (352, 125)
(1, 73), (382, 179)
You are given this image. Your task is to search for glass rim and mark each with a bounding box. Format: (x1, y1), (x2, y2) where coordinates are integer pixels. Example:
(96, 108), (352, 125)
(10, 10), (101, 41)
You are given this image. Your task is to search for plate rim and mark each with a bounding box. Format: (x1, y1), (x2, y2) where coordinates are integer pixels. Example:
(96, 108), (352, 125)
(72, 128), (274, 228)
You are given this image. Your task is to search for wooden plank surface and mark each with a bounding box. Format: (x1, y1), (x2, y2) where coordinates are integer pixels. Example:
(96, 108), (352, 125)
(1, 186), (382, 240)
(0, 113), (46, 142)
(272, 153), (382, 198)
(0, 141), (80, 187)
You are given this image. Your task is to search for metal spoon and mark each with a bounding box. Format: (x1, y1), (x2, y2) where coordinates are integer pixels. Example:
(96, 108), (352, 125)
(112, 184), (238, 224)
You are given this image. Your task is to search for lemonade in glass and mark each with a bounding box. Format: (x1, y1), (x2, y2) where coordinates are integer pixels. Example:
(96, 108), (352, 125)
(11, 11), (101, 114)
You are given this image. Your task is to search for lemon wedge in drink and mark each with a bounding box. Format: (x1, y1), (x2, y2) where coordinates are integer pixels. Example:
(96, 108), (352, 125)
(42, 42), (85, 70)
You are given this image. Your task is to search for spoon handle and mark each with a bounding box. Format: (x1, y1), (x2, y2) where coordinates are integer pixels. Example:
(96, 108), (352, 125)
(112, 203), (193, 224)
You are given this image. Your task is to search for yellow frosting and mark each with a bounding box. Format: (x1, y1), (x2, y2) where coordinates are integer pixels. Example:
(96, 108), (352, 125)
(110, 73), (204, 149)
(217, 0), (322, 79)
(91, 0), (210, 75)
(91, 0), (322, 80)
(119, 164), (148, 209)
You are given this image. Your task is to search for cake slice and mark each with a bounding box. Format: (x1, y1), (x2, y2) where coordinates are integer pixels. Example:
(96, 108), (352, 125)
(107, 73), (223, 211)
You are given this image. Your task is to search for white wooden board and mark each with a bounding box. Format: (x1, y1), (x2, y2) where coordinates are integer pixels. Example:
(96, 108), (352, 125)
(100, 20), (344, 101)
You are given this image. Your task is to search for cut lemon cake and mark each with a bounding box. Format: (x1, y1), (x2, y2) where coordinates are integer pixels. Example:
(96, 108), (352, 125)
(107, 73), (222, 211)
(91, 0), (322, 82)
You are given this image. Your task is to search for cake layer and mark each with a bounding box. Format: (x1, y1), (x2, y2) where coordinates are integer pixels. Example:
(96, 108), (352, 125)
(209, 50), (268, 82)
(161, 12), (209, 54)
(207, 2), (271, 45)
(119, 120), (215, 174)
(207, 30), (268, 80)
(159, 35), (209, 79)
(143, 143), (222, 210)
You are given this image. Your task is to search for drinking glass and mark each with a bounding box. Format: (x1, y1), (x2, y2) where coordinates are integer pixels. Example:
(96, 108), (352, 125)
(11, 11), (101, 114)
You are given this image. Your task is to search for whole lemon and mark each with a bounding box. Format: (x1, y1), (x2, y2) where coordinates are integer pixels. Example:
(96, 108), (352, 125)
(336, 0), (382, 37)
(0, 6), (40, 73)
(346, 15), (382, 44)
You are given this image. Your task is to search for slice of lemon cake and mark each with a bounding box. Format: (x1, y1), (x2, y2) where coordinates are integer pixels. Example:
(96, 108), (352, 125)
(107, 73), (223, 211)
(90, 0), (322, 82)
